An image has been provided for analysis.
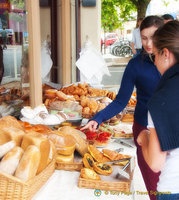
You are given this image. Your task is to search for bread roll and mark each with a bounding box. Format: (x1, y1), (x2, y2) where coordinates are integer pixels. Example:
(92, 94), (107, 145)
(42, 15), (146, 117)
(0, 116), (24, 130)
(0, 141), (16, 159)
(44, 89), (57, 99)
(0, 146), (24, 175)
(48, 133), (76, 156)
(0, 127), (25, 146)
(21, 131), (50, 174)
(15, 145), (40, 181)
(56, 91), (68, 101)
(59, 126), (88, 156)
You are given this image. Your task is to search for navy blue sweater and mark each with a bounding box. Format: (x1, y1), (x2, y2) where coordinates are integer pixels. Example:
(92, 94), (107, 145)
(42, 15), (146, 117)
(92, 53), (161, 127)
(148, 64), (179, 151)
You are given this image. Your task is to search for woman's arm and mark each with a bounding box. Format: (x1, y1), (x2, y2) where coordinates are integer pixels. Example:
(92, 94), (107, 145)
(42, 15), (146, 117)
(137, 128), (167, 172)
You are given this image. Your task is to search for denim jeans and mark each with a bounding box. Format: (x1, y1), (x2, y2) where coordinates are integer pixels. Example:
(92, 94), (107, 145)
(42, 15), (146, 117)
(157, 193), (179, 200)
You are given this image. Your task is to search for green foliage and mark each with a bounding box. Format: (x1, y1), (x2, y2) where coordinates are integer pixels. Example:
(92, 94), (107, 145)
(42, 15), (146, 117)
(9, 0), (25, 9)
(162, 0), (170, 7)
(101, 0), (121, 32)
(101, 0), (137, 32)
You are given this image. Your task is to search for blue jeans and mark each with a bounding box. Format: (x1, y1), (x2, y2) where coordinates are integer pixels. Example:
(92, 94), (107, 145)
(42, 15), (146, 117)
(157, 193), (179, 200)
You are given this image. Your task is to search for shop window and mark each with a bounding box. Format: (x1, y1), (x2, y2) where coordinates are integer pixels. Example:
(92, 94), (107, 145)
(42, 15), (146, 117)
(0, 0), (28, 85)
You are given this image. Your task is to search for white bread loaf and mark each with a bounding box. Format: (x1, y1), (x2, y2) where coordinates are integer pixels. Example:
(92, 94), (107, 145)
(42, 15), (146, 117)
(0, 127), (25, 146)
(0, 146), (24, 175)
(0, 141), (16, 159)
(21, 131), (50, 174)
(15, 145), (40, 181)
(48, 140), (56, 164)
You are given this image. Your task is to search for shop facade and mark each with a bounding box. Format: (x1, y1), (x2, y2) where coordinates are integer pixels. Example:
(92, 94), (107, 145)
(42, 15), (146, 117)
(0, 0), (101, 88)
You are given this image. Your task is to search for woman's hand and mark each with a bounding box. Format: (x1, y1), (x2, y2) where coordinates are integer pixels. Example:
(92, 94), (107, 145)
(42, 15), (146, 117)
(137, 129), (149, 146)
(80, 120), (98, 132)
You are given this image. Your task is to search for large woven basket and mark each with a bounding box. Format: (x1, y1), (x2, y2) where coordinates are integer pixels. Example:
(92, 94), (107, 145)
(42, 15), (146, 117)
(0, 158), (55, 200)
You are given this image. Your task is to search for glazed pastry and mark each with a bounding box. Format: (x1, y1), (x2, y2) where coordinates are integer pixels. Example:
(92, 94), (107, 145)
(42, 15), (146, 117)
(80, 168), (101, 180)
(93, 162), (113, 176)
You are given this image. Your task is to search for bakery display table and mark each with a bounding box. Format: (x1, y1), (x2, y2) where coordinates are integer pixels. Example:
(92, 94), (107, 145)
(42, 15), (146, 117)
(32, 139), (150, 200)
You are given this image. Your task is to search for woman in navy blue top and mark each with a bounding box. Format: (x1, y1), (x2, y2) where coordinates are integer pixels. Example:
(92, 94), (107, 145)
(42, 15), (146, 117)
(137, 20), (179, 200)
(81, 16), (164, 200)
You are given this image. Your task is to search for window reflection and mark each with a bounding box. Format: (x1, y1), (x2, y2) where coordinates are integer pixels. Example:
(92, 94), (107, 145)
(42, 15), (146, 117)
(0, 0), (28, 85)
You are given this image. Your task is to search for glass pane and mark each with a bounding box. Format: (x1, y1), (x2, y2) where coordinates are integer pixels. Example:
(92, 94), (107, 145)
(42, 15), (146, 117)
(0, 0), (29, 112)
(0, 0), (28, 86)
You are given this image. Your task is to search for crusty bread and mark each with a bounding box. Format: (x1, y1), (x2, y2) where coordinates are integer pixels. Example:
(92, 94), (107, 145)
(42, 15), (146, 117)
(59, 126), (88, 156)
(0, 127), (25, 146)
(0, 116), (24, 131)
(0, 141), (16, 159)
(0, 146), (24, 175)
(56, 91), (68, 101)
(15, 145), (40, 181)
(21, 131), (50, 174)
(44, 89), (58, 99)
(48, 133), (76, 156)
(80, 168), (101, 180)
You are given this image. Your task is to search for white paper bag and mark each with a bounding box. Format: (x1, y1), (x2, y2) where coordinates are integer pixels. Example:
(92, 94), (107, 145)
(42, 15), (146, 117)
(76, 40), (110, 87)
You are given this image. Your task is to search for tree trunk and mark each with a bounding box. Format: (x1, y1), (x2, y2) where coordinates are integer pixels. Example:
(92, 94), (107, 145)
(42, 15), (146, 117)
(129, 0), (151, 20)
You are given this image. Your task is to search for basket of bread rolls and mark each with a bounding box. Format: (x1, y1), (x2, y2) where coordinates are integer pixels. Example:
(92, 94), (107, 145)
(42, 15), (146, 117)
(0, 116), (56, 200)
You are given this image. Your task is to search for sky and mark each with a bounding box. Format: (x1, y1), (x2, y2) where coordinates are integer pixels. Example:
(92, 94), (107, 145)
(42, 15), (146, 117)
(146, 0), (179, 17)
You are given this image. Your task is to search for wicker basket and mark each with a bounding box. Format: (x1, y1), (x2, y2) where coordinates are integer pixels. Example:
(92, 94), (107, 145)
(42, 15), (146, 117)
(0, 158), (55, 200)
(79, 177), (131, 192)
(55, 153), (83, 171)
(78, 158), (135, 192)
(56, 162), (83, 171)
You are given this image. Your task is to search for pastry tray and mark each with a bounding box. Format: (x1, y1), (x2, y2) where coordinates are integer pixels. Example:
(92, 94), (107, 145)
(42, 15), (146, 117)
(78, 157), (135, 192)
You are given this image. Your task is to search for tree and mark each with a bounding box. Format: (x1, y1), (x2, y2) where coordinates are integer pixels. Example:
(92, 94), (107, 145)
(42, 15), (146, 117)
(129, 0), (151, 20)
(101, 0), (151, 32)
(101, 0), (122, 33)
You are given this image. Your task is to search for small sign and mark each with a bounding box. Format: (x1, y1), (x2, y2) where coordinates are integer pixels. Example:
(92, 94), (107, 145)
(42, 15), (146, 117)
(82, 0), (96, 7)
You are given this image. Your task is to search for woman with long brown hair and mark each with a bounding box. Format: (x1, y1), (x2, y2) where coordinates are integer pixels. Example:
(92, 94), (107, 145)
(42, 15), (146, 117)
(137, 20), (179, 200)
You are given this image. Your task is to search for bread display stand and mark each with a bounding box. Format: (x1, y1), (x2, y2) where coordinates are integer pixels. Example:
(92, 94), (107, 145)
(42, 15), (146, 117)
(0, 158), (55, 200)
(78, 157), (135, 192)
